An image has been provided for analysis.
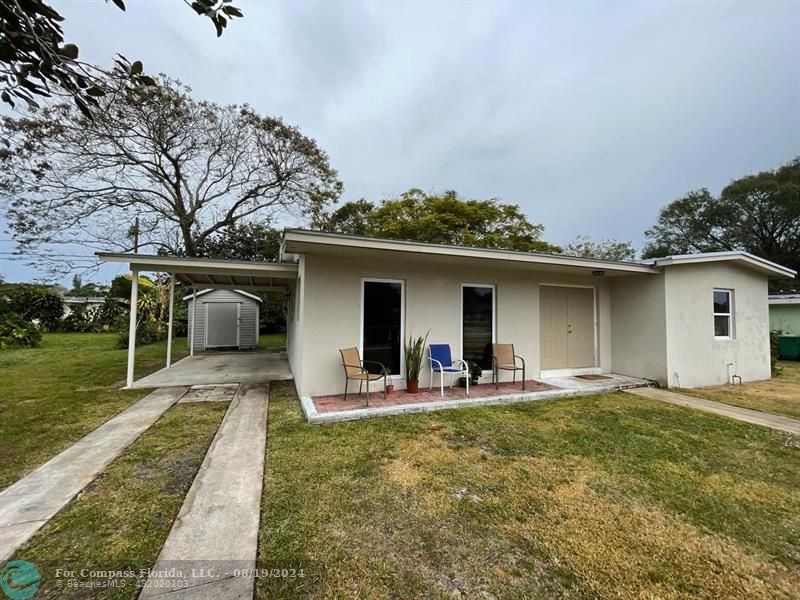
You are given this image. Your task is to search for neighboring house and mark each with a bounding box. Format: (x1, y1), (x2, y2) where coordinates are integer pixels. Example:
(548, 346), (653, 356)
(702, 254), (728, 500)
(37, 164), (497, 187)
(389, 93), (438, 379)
(99, 230), (796, 391)
(769, 292), (800, 334)
(62, 296), (118, 317)
(185, 289), (261, 353)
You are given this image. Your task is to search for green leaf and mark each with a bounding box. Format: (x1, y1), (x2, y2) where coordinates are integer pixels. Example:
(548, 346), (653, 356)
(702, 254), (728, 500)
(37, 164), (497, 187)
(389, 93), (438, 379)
(222, 5), (243, 17)
(86, 86), (106, 97)
(111, 0), (126, 10)
(131, 61), (143, 75)
(74, 96), (94, 120)
(137, 75), (156, 87)
(60, 44), (79, 60)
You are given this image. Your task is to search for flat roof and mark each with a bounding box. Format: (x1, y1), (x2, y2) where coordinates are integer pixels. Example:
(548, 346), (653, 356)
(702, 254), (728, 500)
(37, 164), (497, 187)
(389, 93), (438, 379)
(97, 253), (298, 291)
(281, 229), (659, 275)
(647, 251), (796, 278)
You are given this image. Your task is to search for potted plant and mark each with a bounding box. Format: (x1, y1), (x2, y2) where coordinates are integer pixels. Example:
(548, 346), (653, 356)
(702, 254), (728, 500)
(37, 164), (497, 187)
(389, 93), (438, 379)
(460, 361), (483, 387)
(385, 375), (395, 395)
(404, 330), (429, 394)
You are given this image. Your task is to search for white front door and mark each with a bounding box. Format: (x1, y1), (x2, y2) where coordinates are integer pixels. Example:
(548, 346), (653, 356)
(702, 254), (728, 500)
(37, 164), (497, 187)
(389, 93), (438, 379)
(206, 303), (239, 348)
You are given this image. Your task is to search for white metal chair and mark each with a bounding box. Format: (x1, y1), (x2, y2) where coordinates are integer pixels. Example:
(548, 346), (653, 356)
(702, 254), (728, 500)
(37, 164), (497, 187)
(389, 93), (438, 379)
(428, 343), (469, 397)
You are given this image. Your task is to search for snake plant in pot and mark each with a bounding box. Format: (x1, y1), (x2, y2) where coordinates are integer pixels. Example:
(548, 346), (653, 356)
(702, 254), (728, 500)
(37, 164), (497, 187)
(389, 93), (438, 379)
(404, 330), (429, 394)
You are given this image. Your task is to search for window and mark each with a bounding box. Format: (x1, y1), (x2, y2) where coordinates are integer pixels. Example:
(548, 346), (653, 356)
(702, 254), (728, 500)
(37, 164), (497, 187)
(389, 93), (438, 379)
(361, 280), (404, 375)
(462, 284), (495, 370)
(713, 289), (733, 339)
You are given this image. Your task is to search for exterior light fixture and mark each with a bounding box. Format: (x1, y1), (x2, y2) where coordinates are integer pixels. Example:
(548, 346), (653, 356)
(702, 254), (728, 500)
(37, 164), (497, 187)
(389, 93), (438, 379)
(592, 270), (606, 277)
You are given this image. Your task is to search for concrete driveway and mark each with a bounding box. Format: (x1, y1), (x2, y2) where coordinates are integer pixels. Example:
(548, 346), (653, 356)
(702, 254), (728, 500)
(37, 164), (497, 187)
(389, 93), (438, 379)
(131, 351), (291, 388)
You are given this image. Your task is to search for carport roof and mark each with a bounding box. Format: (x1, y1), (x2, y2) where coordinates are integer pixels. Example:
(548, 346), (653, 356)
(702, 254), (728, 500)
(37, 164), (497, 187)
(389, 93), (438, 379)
(97, 252), (298, 291)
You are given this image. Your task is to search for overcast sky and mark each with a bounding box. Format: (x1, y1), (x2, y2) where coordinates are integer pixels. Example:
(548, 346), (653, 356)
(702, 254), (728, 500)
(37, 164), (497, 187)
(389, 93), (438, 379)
(1, 0), (798, 285)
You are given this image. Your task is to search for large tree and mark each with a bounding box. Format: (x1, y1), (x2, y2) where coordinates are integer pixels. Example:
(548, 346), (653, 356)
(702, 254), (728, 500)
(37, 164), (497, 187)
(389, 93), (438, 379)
(0, 0), (242, 115)
(643, 158), (800, 283)
(564, 235), (636, 261)
(0, 73), (342, 272)
(314, 189), (561, 254)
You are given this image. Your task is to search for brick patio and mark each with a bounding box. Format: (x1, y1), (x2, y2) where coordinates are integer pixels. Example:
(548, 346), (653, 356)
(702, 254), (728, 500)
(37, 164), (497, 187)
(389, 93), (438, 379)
(312, 379), (557, 413)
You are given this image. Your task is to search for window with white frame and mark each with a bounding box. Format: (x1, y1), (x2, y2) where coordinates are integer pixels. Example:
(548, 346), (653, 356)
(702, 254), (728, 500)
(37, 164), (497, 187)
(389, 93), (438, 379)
(713, 289), (734, 339)
(462, 284), (496, 370)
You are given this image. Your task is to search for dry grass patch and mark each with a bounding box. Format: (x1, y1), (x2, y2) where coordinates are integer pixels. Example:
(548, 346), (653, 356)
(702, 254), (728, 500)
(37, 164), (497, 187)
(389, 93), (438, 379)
(258, 382), (800, 599)
(680, 361), (800, 419)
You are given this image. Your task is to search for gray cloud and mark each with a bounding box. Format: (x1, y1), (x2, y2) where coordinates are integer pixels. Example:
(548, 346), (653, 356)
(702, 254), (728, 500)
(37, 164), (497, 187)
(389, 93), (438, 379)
(1, 0), (798, 283)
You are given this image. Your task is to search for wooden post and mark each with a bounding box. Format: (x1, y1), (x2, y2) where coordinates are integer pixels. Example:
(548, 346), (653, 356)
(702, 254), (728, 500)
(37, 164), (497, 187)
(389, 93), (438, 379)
(190, 288), (197, 357)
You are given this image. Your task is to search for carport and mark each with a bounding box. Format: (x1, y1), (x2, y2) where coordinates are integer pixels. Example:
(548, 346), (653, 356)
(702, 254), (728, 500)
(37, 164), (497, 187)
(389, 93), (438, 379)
(97, 253), (298, 387)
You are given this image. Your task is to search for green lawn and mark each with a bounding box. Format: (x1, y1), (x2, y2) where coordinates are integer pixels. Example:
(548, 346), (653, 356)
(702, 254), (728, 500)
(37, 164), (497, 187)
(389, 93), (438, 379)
(680, 361), (800, 419)
(259, 333), (286, 350)
(13, 401), (228, 598)
(0, 333), (188, 490)
(258, 382), (800, 599)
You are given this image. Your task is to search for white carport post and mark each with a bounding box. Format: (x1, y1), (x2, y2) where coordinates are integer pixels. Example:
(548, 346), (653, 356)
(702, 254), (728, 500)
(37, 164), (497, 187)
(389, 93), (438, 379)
(125, 269), (139, 388)
(165, 274), (175, 368)
(190, 288), (197, 357)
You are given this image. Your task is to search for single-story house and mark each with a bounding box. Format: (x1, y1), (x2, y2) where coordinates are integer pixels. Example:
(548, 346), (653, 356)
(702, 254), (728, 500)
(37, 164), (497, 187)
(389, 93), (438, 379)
(99, 230), (796, 392)
(769, 292), (800, 334)
(185, 289), (261, 353)
(62, 296), (120, 316)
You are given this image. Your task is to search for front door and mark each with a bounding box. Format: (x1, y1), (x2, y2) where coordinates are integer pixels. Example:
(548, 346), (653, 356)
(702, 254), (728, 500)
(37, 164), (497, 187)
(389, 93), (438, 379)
(206, 302), (239, 348)
(539, 286), (595, 370)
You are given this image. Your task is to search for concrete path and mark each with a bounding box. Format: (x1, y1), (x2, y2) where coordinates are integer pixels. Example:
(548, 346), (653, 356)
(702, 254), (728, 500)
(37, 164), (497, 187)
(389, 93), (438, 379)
(0, 386), (188, 562)
(625, 387), (800, 435)
(132, 352), (290, 388)
(140, 383), (269, 599)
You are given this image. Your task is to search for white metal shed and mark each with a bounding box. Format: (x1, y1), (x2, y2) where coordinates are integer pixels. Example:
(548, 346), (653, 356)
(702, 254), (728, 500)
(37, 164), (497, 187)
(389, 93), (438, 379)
(185, 289), (262, 353)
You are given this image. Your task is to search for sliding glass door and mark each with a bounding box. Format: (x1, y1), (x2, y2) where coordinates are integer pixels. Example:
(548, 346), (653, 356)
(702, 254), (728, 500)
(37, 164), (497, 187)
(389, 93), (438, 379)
(361, 279), (404, 375)
(462, 284), (495, 370)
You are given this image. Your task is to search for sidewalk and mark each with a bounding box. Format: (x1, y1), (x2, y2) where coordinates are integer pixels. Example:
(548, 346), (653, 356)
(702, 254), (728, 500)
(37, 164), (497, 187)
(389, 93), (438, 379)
(625, 387), (800, 435)
(0, 386), (187, 562)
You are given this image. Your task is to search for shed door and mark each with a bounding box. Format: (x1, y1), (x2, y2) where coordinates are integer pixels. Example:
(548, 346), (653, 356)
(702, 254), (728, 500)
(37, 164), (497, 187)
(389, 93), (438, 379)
(206, 303), (239, 348)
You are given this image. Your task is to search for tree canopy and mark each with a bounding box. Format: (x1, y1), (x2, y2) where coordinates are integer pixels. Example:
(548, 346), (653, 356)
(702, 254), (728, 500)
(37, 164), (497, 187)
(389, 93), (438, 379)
(0, 0), (242, 115)
(313, 189), (561, 254)
(564, 236), (636, 262)
(196, 222), (281, 262)
(0, 73), (342, 273)
(643, 158), (800, 282)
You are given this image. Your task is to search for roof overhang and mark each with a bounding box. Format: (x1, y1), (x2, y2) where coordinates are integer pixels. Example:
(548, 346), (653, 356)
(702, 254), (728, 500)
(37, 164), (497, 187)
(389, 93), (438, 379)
(281, 230), (659, 276)
(649, 251), (796, 279)
(769, 295), (800, 305)
(97, 253), (298, 291)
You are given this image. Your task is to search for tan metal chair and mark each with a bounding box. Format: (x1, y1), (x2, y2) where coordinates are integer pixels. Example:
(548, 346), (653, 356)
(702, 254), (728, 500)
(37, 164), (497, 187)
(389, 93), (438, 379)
(491, 343), (526, 390)
(339, 347), (388, 406)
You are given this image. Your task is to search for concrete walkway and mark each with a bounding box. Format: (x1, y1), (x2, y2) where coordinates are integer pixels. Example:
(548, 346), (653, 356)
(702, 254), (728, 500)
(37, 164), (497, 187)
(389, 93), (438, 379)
(0, 386), (188, 562)
(132, 352), (290, 389)
(140, 383), (269, 599)
(625, 387), (800, 435)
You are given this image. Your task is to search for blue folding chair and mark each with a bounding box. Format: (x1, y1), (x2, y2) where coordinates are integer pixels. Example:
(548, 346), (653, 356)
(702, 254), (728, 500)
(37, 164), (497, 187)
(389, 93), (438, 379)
(428, 343), (469, 397)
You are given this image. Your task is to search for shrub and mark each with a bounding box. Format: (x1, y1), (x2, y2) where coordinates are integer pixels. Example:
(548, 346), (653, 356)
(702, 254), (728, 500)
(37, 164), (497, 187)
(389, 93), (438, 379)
(61, 305), (101, 333)
(95, 297), (125, 327)
(0, 311), (42, 348)
(4, 285), (64, 331)
(770, 331), (782, 376)
(116, 315), (163, 348)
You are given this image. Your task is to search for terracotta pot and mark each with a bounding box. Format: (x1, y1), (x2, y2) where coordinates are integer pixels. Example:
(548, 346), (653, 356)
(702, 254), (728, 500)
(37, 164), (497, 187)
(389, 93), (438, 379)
(406, 380), (419, 394)
(385, 384), (395, 395)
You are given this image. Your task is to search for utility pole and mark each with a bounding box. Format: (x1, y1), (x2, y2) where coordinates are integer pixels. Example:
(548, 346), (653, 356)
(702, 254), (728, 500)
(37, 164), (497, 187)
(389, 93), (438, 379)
(133, 216), (140, 254)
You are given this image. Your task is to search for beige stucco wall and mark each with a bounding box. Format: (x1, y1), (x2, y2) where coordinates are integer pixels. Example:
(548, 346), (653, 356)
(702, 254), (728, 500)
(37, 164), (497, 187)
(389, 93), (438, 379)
(663, 263), (771, 388)
(609, 274), (668, 385)
(293, 250), (615, 397)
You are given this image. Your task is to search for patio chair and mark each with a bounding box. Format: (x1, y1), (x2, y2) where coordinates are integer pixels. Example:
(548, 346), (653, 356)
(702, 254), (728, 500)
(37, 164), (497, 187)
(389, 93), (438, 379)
(428, 343), (470, 397)
(491, 343), (526, 390)
(339, 347), (388, 406)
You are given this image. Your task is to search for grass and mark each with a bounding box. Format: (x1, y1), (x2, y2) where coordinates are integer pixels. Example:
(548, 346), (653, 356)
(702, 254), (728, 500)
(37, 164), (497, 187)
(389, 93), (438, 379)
(679, 361), (800, 419)
(0, 332), (188, 490)
(258, 381), (800, 599)
(13, 401), (228, 599)
(259, 332), (286, 350)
